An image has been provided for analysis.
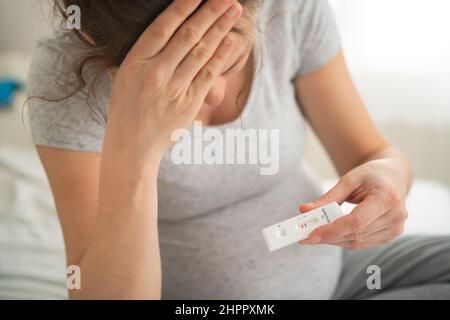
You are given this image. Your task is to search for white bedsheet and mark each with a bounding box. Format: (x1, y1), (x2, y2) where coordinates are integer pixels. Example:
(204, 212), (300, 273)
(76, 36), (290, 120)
(0, 144), (67, 299)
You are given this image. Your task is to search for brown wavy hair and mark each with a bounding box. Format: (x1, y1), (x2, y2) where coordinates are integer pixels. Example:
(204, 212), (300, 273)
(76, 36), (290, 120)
(52, 0), (262, 103)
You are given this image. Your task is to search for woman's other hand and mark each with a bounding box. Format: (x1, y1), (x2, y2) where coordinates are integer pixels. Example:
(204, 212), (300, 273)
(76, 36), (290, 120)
(299, 155), (410, 250)
(103, 0), (243, 173)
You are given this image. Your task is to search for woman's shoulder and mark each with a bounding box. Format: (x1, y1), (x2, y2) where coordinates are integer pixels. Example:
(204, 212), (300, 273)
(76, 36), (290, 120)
(28, 32), (88, 85)
(259, 0), (341, 78)
(34, 31), (82, 54)
(259, 0), (339, 42)
(259, 0), (333, 21)
(27, 32), (107, 153)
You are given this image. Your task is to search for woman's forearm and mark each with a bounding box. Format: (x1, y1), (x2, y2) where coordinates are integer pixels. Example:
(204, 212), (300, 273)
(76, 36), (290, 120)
(70, 154), (163, 300)
(64, 0), (245, 299)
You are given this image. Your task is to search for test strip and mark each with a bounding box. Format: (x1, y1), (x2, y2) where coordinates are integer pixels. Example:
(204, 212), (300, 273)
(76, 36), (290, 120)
(262, 202), (343, 252)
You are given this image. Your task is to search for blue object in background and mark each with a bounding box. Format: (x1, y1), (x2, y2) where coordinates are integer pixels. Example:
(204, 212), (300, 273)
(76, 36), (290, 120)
(0, 78), (23, 109)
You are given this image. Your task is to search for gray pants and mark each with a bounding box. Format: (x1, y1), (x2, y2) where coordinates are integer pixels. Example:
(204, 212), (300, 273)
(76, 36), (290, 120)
(332, 236), (450, 300)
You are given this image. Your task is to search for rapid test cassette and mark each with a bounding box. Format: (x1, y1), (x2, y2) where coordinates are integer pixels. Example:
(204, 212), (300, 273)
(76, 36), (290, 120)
(262, 202), (344, 252)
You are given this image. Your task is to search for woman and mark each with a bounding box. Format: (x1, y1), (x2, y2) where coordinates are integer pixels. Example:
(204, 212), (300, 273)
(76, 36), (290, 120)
(28, 0), (450, 299)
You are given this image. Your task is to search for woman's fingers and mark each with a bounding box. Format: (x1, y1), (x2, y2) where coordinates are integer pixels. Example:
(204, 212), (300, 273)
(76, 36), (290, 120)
(340, 203), (408, 242)
(160, 0), (240, 72)
(189, 35), (235, 106)
(300, 198), (406, 247)
(173, 2), (242, 87)
(333, 225), (405, 250)
(299, 178), (354, 214)
(301, 189), (400, 244)
(126, 0), (203, 61)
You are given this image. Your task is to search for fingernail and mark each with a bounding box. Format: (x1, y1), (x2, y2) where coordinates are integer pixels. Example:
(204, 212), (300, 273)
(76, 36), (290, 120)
(227, 3), (241, 17)
(299, 204), (313, 213)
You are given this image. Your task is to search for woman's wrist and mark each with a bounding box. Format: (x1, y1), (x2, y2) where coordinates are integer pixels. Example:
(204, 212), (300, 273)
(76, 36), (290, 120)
(101, 132), (167, 174)
(100, 151), (162, 184)
(97, 153), (161, 219)
(360, 145), (414, 197)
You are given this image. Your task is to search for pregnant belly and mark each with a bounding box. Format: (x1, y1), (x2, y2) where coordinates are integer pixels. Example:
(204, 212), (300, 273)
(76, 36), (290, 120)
(158, 171), (343, 300)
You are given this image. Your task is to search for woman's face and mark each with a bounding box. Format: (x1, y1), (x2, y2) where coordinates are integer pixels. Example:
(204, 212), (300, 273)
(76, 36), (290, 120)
(105, 7), (257, 107)
(198, 8), (257, 107)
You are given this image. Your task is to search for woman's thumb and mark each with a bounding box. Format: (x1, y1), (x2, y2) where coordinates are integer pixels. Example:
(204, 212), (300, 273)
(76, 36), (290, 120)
(299, 179), (352, 213)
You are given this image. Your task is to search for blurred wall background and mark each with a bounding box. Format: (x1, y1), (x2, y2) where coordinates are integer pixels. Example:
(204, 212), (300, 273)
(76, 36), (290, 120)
(0, 0), (51, 53)
(0, 0), (51, 90)
(307, 0), (450, 185)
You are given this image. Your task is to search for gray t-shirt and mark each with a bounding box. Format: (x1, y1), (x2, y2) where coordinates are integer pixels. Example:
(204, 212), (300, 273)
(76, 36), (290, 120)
(27, 0), (343, 299)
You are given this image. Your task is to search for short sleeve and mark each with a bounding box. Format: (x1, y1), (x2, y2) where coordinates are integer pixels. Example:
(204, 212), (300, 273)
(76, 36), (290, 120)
(27, 36), (107, 153)
(294, 0), (341, 77)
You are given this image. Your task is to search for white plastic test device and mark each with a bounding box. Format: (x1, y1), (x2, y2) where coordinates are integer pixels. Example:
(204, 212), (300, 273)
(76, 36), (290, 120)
(262, 202), (344, 252)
